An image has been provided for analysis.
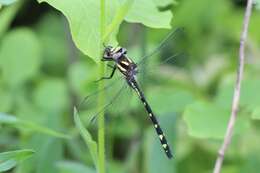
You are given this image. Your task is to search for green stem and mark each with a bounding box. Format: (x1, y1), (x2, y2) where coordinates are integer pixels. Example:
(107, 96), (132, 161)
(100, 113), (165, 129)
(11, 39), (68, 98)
(98, 0), (106, 173)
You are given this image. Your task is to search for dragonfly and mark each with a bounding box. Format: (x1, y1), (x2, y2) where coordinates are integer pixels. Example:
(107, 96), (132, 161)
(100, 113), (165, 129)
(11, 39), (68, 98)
(80, 28), (184, 159)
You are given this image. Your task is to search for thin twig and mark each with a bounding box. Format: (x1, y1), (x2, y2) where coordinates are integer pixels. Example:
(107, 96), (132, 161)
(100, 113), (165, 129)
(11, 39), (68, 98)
(213, 1), (253, 173)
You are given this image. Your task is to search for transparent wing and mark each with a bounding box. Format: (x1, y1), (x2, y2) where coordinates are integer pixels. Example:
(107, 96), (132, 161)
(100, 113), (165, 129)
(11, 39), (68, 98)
(134, 27), (188, 82)
(77, 72), (136, 126)
(137, 27), (185, 66)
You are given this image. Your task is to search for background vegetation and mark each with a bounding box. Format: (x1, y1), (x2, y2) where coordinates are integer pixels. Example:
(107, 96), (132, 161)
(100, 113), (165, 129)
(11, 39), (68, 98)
(0, 0), (260, 173)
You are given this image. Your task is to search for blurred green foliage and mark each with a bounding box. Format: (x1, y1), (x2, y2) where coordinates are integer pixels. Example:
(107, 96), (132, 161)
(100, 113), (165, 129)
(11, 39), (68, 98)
(0, 0), (260, 173)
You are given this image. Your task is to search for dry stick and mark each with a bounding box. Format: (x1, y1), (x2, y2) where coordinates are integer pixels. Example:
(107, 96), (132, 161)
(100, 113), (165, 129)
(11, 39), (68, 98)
(213, 0), (253, 173)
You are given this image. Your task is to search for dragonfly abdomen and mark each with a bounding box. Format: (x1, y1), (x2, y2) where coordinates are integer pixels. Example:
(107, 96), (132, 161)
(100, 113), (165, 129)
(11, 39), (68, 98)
(129, 79), (173, 159)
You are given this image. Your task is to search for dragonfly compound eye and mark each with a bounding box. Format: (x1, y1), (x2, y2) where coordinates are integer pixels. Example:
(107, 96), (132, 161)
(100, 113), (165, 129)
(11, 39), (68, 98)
(103, 46), (113, 58)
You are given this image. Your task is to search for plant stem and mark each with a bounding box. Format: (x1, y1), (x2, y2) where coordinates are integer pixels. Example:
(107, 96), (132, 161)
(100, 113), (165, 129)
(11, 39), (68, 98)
(98, 0), (106, 173)
(213, 0), (253, 173)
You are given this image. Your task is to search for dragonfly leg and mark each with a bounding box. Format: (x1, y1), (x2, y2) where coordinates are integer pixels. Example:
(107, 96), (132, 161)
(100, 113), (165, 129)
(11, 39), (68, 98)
(96, 65), (117, 82)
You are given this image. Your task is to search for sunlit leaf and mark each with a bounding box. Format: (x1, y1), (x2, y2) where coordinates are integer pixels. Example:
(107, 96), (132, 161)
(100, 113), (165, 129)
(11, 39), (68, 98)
(126, 0), (172, 29)
(0, 149), (34, 172)
(37, 0), (104, 62)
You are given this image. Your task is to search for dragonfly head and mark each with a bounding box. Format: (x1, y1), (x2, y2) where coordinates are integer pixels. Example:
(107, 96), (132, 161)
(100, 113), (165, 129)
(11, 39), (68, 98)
(103, 46), (127, 61)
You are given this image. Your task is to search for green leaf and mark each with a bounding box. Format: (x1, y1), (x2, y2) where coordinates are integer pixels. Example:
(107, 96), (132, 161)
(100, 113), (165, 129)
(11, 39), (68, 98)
(37, 0), (103, 62)
(56, 161), (95, 173)
(37, 0), (172, 62)
(73, 107), (98, 170)
(147, 87), (194, 114)
(125, 0), (172, 29)
(0, 149), (34, 172)
(183, 101), (249, 139)
(103, 0), (134, 42)
(0, 113), (69, 139)
(0, 28), (41, 87)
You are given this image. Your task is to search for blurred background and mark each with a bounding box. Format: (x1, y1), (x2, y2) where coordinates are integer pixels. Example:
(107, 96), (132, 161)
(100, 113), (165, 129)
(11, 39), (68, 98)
(0, 0), (260, 173)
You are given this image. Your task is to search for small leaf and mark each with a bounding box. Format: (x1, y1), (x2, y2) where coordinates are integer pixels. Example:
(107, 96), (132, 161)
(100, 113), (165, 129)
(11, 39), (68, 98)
(0, 149), (34, 172)
(183, 101), (249, 139)
(125, 0), (172, 29)
(0, 113), (69, 139)
(73, 107), (98, 170)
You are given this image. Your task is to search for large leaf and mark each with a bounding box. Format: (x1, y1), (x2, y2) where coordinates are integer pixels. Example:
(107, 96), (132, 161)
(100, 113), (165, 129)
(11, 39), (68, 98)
(37, 0), (102, 61)
(73, 107), (98, 170)
(125, 0), (172, 29)
(36, 0), (135, 62)
(0, 149), (34, 172)
(0, 28), (41, 87)
(0, 113), (69, 139)
(37, 0), (172, 62)
(183, 101), (249, 139)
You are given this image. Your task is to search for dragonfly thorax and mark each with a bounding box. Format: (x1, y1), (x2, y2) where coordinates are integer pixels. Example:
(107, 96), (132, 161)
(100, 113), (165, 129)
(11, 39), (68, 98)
(103, 46), (138, 79)
(103, 46), (127, 62)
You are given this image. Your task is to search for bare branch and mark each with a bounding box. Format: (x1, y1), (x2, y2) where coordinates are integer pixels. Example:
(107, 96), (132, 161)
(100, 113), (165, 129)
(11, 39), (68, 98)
(213, 0), (254, 173)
